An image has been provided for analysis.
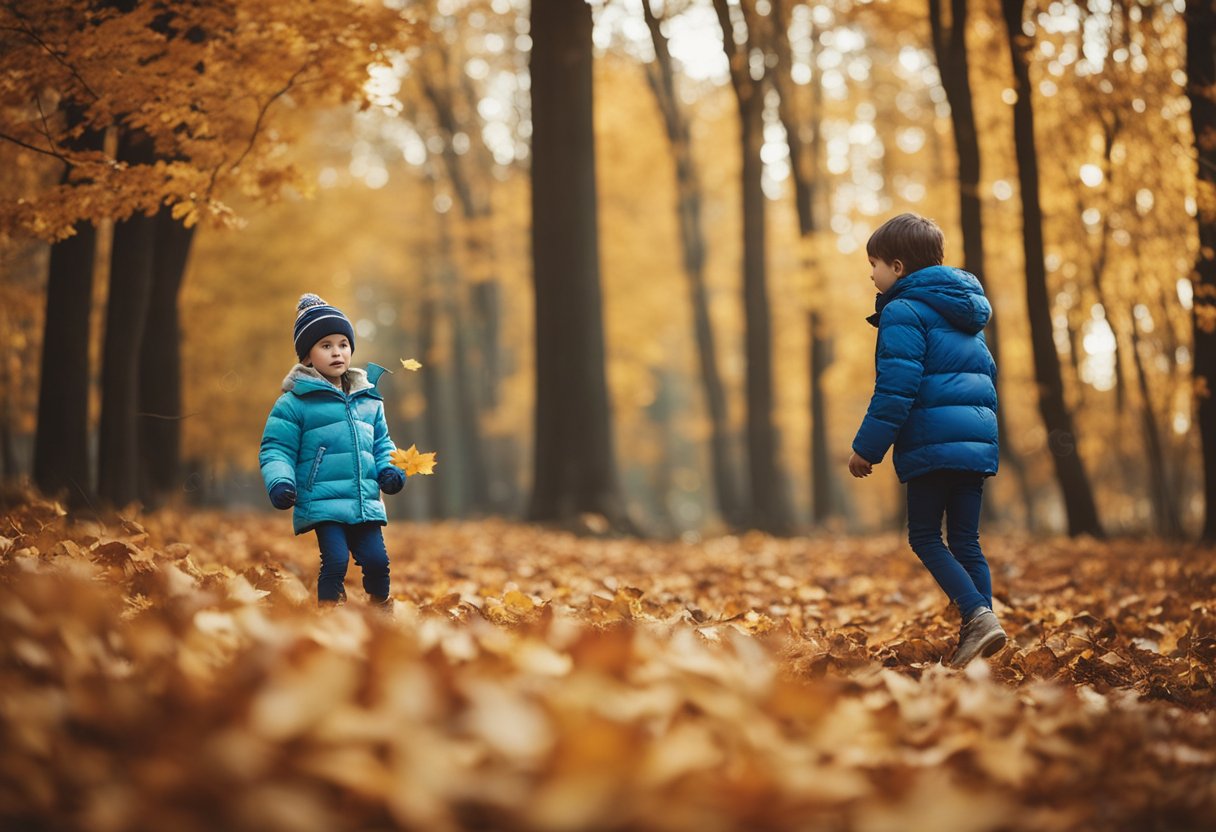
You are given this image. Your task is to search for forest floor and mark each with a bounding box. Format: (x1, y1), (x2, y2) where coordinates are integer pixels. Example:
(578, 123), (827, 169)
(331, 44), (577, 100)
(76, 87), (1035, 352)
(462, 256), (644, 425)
(2, 490), (1214, 831)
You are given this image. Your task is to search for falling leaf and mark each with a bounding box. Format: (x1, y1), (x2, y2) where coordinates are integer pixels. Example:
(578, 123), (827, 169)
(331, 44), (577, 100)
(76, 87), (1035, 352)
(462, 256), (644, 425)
(400, 358), (423, 371)
(389, 444), (437, 476)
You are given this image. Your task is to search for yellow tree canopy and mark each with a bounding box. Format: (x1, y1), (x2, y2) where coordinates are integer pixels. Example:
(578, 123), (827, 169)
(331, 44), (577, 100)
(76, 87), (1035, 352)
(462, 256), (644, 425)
(0, 0), (420, 241)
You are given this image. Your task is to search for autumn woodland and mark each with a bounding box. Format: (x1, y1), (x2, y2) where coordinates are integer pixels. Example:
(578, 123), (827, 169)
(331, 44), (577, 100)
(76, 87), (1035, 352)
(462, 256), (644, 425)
(2, 0), (1215, 830)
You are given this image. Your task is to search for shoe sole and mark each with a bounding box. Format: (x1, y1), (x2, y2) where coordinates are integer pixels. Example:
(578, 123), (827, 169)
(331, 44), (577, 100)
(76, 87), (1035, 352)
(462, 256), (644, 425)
(979, 630), (1007, 658)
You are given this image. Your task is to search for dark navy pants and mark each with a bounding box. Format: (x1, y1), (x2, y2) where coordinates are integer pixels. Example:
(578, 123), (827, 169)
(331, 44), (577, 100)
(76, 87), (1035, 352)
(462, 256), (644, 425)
(313, 521), (390, 603)
(906, 470), (992, 621)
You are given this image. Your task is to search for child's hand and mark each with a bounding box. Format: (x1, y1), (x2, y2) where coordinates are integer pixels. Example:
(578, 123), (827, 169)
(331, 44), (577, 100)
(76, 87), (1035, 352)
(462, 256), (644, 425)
(848, 451), (874, 478)
(378, 467), (405, 495)
(269, 482), (297, 509)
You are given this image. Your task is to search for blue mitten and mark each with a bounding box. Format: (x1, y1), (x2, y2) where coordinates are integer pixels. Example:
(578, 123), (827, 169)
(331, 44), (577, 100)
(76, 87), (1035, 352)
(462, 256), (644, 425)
(378, 467), (405, 495)
(269, 482), (297, 510)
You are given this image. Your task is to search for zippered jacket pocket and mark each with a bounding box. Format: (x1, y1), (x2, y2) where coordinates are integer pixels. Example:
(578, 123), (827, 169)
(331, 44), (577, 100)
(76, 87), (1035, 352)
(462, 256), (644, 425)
(306, 446), (327, 491)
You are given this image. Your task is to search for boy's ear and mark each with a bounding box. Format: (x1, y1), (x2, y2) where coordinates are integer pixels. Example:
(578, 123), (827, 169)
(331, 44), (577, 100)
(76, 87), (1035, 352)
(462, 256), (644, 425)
(892, 259), (905, 277)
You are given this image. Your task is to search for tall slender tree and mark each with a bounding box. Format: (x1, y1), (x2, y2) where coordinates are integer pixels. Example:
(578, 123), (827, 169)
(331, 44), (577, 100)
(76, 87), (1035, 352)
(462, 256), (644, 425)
(1001, 0), (1103, 536)
(1186, 0), (1216, 542)
(712, 0), (792, 534)
(929, 0), (1034, 526)
(769, 0), (836, 524)
(641, 0), (745, 528)
(528, 0), (632, 531)
(416, 35), (496, 513)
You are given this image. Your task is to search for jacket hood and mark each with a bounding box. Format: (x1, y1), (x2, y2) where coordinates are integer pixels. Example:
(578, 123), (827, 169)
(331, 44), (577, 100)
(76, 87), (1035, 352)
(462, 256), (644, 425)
(281, 362), (388, 395)
(867, 265), (991, 334)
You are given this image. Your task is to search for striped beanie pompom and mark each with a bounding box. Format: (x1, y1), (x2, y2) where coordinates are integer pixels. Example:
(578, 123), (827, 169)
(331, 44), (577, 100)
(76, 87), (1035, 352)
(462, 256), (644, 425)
(294, 293), (355, 360)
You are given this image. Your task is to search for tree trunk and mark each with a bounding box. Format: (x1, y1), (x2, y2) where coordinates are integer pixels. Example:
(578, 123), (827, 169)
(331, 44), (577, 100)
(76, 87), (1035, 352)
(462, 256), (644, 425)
(426, 196), (468, 520)
(771, 0), (836, 525)
(137, 207), (195, 506)
(1001, 0), (1103, 536)
(419, 59), (495, 514)
(740, 71), (789, 535)
(528, 0), (633, 531)
(712, 0), (791, 535)
(768, 0), (813, 235)
(1186, 0), (1216, 542)
(98, 132), (157, 508)
(447, 267), (488, 514)
(1127, 306), (1183, 537)
(641, 0), (745, 529)
(808, 309), (834, 523)
(0, 391), (15, 481)
(930, 0), (1033, 528)
(419, 292), (457, 520)
(33, 110), (102, 506)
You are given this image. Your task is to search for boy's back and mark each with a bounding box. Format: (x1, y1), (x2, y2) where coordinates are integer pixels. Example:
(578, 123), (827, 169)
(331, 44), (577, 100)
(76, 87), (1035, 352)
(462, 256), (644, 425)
(853, 264), (998, 483)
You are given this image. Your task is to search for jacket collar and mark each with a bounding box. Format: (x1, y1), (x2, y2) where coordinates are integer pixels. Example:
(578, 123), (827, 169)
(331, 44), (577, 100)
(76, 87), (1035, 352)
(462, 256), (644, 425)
(281, 362), (388, 397)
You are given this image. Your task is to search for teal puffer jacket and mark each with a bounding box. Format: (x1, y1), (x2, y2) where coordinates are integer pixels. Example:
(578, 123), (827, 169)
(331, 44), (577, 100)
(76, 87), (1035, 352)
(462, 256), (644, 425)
(259, 363), (398, 534)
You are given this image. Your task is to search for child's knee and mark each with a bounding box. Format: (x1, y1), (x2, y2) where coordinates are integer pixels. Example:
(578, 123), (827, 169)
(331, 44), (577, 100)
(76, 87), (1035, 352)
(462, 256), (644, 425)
(354, 546), (389, 573)
(319, 551), (350, 571)
(946, 532), (981, 554)
(907, 526), (943, 550)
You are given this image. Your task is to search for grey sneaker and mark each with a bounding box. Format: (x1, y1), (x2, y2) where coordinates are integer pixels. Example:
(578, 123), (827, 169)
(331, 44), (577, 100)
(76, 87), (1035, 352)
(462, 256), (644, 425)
(948, 606), (1006, 668)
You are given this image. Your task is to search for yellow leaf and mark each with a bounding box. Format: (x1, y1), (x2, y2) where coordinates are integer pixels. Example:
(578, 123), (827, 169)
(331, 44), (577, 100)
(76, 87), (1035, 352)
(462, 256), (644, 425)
(389, 444), (438, 476)
(400, 358), (422, 371)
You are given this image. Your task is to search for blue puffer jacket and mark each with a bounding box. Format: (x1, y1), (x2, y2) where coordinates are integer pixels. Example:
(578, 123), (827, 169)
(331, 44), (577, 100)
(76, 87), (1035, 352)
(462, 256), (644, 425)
(259, 362), (399, 534)
(851, 266), (998, 483)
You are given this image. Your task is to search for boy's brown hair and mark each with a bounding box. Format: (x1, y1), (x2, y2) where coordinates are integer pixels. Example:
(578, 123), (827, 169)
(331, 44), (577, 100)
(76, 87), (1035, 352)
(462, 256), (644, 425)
(866, 213), (944, 276)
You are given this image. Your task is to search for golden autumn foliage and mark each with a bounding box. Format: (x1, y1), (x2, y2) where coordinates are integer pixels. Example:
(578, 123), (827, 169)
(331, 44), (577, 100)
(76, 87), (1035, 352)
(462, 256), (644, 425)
(1, 489), (1214, 830)
(0, 0), (420, 240)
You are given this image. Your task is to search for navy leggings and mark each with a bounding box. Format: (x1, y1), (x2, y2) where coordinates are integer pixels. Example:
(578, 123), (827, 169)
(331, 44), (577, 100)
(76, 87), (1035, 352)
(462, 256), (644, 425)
(905, 470), (992, 620)
(313, 521), (390, 603)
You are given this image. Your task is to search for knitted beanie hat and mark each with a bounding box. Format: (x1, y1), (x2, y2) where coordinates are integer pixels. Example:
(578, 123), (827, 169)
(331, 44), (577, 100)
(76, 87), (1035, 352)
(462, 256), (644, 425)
(293, 293), (356, 360)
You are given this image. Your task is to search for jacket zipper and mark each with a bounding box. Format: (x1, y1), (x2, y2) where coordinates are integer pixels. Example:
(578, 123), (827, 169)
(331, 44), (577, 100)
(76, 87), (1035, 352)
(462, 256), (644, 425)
(346, 394), (364, 519)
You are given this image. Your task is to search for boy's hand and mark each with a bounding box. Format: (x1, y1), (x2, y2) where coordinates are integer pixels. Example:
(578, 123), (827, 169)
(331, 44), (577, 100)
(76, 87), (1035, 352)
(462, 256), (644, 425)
(269, 482), (296, 509)
(378, 466), (405, 495)
(848, 451), (874, 478)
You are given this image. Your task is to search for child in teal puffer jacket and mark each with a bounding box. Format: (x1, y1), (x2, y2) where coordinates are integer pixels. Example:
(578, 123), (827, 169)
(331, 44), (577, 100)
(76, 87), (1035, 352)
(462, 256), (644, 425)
(259, 294), (406, 607)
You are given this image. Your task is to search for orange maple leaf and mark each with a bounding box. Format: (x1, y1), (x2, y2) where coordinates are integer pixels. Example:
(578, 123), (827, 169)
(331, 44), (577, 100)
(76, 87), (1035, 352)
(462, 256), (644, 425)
(389, 444), (437, 476)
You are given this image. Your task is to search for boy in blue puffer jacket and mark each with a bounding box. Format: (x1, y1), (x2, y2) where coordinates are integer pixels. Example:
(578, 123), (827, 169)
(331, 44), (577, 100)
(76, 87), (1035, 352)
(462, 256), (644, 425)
(259, 294), (406, 608)
(847, 214), (1007, 667)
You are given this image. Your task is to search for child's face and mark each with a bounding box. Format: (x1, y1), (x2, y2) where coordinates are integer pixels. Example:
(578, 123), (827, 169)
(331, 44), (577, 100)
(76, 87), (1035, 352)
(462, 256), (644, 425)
(304, 334), (352, 382)
(868, 256), (904, 294)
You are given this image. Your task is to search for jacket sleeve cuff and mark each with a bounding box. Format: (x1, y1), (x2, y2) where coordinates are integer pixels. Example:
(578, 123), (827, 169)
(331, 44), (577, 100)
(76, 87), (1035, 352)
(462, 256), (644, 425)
(851, 439), (886, 465)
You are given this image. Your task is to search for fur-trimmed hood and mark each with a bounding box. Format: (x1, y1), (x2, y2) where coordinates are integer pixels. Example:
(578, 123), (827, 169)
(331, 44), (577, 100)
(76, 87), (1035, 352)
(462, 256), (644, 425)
(281, 363), (374, 394)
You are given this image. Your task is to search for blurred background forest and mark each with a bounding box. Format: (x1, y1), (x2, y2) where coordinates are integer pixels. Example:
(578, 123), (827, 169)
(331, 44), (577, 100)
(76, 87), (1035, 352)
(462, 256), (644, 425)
(1, 0), (1212, 541)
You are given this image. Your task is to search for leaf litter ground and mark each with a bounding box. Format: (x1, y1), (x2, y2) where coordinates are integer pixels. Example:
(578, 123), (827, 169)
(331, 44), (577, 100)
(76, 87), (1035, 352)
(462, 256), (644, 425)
(1, 492), (1214, 831)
